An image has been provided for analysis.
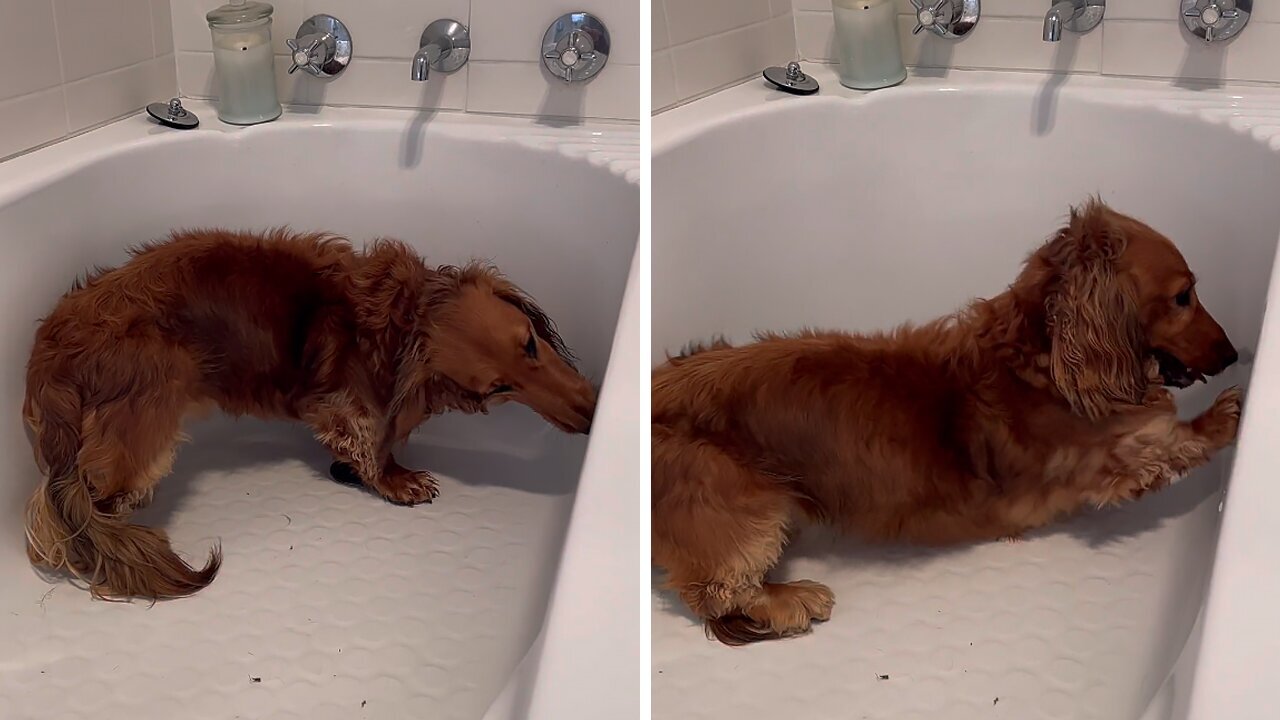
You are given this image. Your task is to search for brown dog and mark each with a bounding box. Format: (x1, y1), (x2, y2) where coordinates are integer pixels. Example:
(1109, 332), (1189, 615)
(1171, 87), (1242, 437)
(24, 229), (595, 600)
(652, 199), (1243, 645)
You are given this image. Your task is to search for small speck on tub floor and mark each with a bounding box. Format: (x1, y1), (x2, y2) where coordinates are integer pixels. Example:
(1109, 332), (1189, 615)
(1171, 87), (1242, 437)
(361, 701), (367, 708)
(249, 676), (261, 683)
(994, 697), (999, 705)
(876, 673), (889, 681)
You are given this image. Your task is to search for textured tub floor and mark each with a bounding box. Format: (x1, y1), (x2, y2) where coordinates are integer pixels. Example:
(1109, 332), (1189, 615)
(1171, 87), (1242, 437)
(0, 415), (581, 720)
(653, 462), (1229, 720)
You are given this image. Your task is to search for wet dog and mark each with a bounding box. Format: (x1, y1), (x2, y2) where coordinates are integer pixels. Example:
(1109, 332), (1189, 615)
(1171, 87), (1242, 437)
(24, 229), (595, 599)
(653, 199), (1242, 644)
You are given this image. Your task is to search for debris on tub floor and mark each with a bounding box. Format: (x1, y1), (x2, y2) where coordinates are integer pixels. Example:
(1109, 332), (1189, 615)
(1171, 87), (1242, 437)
(876, 673), (889, 681)
(994, 697), (999, 705)
(249, 676), (261, 684)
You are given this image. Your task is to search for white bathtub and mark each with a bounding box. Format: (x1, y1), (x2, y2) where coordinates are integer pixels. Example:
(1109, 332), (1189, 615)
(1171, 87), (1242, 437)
(653, 65), (1280, 720)
(0, 101), (639, 720)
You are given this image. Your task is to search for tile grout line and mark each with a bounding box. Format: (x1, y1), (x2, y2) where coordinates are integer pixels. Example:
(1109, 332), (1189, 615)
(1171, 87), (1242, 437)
(48, 0), (72, 139)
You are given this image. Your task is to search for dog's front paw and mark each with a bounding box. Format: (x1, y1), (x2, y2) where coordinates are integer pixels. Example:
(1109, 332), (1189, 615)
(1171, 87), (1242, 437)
(1194, 386), (1243, 447)
(374, 466), (441, 507)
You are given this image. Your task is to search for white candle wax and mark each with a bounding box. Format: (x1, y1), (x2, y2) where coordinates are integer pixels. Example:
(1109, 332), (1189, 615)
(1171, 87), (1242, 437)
(211, 30), (281, 125)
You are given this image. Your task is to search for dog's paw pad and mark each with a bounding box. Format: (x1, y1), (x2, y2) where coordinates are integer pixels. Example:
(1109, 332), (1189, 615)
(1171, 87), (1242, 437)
(788, 580), (836, 622)
(1214, 386), (1244, 416)
(379, 470), (440, 506)
(1196, 386), (1244, 445)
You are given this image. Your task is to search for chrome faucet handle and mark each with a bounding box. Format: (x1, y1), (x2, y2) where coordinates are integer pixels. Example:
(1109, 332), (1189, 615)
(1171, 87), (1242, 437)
(542, 12), (611, 83)
(908, 0), (980, 39)
(1182, 0), (1250, 43)
(286, 35), (325, 75)
(287, 15), (352, 78)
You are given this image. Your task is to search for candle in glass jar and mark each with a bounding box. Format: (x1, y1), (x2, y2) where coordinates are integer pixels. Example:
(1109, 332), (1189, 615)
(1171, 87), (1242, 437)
(212, 32), (280, 124)
(831, 0), (907, 90)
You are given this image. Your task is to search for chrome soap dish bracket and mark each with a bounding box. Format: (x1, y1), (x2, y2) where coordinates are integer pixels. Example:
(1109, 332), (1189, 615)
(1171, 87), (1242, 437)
(287, 14), (352, 78)
(542, 12), (610, 83)
(1182, 0), (1250, 43)
(910, 0), (980, 39)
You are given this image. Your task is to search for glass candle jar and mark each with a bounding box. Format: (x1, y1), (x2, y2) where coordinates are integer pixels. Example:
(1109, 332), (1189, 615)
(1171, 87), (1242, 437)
(831, 0), (908, 90)
(206, 0), (282, 125)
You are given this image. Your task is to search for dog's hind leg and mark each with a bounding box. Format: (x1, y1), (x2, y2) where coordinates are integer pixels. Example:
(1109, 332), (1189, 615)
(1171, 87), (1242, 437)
(77, 386), (190, 516)
(652, 426), (833, 645)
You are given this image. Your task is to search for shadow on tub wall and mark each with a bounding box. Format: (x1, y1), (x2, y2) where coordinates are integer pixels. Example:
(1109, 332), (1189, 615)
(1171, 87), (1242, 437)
(167, 0), (639, 122)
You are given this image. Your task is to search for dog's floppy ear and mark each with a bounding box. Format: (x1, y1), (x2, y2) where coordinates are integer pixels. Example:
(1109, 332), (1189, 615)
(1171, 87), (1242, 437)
(489, 275), (578, 368)
(1042, 199), (1146, 420)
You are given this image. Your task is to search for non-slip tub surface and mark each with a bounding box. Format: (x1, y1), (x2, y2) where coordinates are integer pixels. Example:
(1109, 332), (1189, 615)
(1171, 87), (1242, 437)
(0, 412), (582, 720)
(652, 457), (1229, 720)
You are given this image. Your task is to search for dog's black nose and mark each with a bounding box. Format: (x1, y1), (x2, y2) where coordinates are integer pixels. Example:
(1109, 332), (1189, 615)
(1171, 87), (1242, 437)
(1218, 344), (1239, 374)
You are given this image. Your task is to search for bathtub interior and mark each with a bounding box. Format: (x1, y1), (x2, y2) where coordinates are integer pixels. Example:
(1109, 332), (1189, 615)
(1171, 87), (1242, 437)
(0, 118), (637, 720)
(653, 88), (1280, 720)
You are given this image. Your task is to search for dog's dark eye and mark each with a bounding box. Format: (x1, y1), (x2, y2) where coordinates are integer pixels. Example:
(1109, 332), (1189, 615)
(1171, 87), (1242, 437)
(524, 335), (538, 359)
(1175, 289), (1192, 307)
(489, 384), (513, 396)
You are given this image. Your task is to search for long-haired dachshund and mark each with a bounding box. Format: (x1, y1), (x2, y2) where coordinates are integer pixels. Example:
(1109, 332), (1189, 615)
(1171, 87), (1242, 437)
(24, 229), (595, 600)
(653, 199), (1243, 645)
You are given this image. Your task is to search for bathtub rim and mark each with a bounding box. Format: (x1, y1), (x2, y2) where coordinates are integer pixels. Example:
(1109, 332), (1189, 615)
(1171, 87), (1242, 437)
(0, 100), (639, 209)
(655, 64), (1280, 153)
(0, 100), (641, 720)
(653, 64), (1280, 720)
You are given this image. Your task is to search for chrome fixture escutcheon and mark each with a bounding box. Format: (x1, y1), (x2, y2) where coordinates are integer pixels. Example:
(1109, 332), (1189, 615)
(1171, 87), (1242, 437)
(542, 12), (610, 83)
(287, 14), (352, 78)
(1182, 0), (1250, 43)
(910, 0), (980, 39)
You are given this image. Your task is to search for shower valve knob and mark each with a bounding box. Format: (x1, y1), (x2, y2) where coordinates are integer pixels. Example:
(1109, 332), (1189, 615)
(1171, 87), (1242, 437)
(1181, 0), (1250, 43)
(907, 0), (980, 39)
(542, 12), (611, 84)
(287, 36), (325, 75)
(911, 0), (947, 34)
(286, 14), (353, 77)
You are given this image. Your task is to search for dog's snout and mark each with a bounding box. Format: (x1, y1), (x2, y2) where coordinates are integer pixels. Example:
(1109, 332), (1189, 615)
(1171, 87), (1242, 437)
(1223, 346), (1239, 370)
(1206, 335), (1239, 375)
(572, 386), (598, 434)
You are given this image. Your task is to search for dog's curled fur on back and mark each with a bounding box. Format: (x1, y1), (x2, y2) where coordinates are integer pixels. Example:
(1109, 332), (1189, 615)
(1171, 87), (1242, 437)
(24, 229), (594, 600)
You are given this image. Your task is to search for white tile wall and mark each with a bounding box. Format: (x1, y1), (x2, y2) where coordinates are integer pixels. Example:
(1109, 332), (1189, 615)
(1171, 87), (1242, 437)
(652, 0), (797, 111)
(169, 0), (640, 121)
(0, 0), (177, 161)
(790, 0), (1280, 86)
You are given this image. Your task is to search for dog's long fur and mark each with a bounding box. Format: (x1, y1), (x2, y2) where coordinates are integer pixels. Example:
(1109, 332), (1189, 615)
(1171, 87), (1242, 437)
(24, 229), (595, 600)
(652, 200), (1243, 645)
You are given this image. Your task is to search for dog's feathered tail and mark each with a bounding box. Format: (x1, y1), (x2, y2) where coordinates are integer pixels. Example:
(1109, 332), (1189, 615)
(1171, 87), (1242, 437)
(23, 377), (220, 600)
